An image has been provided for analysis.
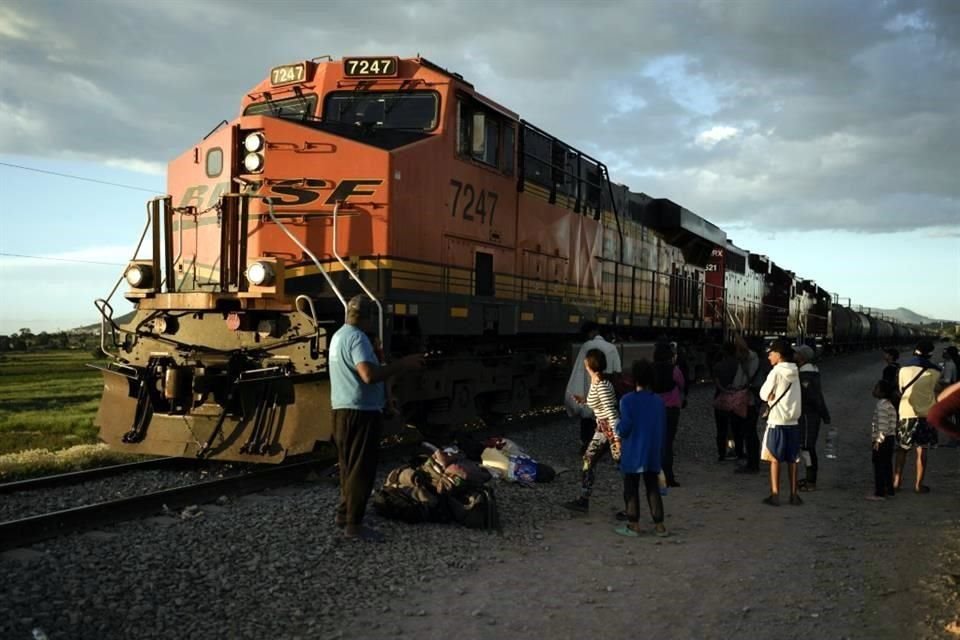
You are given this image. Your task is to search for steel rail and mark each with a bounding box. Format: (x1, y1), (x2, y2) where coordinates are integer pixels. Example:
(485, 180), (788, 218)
(0, 457), (183, 495)
(0, 459), (327, 551)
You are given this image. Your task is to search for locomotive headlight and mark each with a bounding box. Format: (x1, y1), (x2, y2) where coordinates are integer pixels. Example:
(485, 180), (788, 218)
(243, 132), (265, 153)
(243, 152), (264, 173)
(246, 260), (275, 286)
(125, 263), (153, 289)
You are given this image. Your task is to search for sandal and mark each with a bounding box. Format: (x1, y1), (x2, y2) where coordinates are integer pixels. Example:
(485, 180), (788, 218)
(914, 485), (931, 494)
(614, 524), (640, 538)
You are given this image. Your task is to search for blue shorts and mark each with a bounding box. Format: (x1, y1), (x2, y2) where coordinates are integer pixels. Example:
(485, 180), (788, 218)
(763, 425), (801, 463)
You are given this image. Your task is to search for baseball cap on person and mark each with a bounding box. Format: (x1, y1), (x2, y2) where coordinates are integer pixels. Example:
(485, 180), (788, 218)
(346, 295), (374, 317)
(795, 345), (815, 363)
(767, 339), (794, 359)
(914, 340), (935, 357)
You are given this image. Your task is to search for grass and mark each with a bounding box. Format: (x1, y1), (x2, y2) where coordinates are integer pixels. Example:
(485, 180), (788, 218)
(0, 350), (104, 455)
(0, 443), (141, 482)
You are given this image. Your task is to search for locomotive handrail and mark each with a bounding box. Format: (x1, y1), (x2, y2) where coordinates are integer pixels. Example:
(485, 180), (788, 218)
(331, 200), (384, 346)
(95, 202), (158, 358)
(295, 294), (322, 338)
(94, 298), (121, 360)
(261, 195), (348, 310)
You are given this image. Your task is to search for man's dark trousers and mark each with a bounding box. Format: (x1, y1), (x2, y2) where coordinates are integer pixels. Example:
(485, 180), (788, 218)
(332, 409), (383, 526)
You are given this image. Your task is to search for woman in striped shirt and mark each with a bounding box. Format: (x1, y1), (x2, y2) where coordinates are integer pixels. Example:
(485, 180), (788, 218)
(564, 348), (621, 513)
(868, 379), (898, 501)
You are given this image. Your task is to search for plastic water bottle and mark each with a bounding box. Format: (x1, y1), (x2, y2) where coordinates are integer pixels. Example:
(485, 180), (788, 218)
(824, 427), (838, 459)
(657, 470), (668, 496)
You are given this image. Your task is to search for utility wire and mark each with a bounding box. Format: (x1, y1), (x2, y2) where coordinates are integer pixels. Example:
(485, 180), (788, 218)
(0, 161), (162, 194)
(0, 252), (126, 267)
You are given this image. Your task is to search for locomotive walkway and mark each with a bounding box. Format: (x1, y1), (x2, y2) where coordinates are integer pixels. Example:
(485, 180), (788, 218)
(1, 350), (957, 640)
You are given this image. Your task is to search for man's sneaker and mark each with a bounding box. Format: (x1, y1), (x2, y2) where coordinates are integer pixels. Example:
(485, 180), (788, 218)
(789, 494), (803, 506)
(563, 498), (589, 513)
(762, 494), (780, 507)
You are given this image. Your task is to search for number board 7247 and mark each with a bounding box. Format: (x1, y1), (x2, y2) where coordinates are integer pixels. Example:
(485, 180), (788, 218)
(343, 57), (399, 78)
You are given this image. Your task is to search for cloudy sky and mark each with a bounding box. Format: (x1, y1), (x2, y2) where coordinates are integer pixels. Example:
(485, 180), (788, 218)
(0, 0), (957, 333)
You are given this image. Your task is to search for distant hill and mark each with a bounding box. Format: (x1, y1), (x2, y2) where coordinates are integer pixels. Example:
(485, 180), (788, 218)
(872, 307), (954, 325)
(72, 311), (136, 334)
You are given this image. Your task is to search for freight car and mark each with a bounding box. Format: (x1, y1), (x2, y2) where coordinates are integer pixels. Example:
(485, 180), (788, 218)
(91, 55), (916, 462)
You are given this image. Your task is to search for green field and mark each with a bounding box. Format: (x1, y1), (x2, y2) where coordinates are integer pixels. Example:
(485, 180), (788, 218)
(0, 350), (104, 455)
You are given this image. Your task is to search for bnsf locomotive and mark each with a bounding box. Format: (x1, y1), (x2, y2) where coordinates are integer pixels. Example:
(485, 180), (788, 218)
(92, 56), (913, 463)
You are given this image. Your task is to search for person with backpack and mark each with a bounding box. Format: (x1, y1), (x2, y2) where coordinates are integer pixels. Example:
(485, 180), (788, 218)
(712, 342), (747, 462)
(894, 340), (942, 494)
(795, 345), (831, 492)
(564, 348), (621, 514)
(758, 339), (802, 506)
(652, 341), (685, 487)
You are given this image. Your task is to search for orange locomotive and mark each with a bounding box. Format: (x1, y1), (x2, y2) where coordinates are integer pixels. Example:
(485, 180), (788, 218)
(91, 56), (814, 462)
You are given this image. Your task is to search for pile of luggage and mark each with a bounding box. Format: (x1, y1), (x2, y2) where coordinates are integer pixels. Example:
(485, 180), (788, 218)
(371, 437), (556, 530)
(371, 444), (500, 530)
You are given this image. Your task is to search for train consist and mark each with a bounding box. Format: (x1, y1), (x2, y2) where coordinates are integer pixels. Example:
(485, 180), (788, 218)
(92, 55), (916, 462)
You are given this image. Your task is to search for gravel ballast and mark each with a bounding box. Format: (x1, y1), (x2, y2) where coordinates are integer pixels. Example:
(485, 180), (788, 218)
(0, 463), (247, 522)
(1, 350), (958, 640)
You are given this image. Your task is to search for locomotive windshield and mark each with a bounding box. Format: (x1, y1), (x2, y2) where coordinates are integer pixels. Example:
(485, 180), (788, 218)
(243, 94), (318, 120)
(323, 91), (438, 130)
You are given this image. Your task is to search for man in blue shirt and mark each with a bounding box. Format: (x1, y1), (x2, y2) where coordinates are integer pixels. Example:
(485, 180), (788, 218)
(330, 295), (423, 542)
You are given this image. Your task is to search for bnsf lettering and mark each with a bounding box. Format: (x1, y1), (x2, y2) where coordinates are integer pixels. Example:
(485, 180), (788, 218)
(268, 179), (330, 206)
(324, 179), (383, 205)
(178, 181), (230, 209)
(177, 178), (383, 210)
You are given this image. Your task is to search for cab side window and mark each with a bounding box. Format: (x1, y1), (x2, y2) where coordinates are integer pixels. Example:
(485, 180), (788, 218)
(457, 97), (515, 174)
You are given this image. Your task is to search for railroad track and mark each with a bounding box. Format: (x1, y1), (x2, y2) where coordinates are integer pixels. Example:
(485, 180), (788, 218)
(0, 408), (567, 552)
(0, 458), (328, 552)
(0, 457), (184, 495)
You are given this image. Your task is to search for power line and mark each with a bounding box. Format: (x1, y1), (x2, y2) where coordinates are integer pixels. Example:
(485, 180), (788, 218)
(0, 252), (126, 267)
(0, 161), (162, 194)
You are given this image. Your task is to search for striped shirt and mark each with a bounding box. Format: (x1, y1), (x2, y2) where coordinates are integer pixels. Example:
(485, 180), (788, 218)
(586, 379), (619, 423)
(871, 399), (897, 443)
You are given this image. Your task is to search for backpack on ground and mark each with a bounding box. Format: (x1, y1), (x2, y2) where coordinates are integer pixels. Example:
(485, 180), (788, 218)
(445, 486), (500, 531)
(373, 456), (500, 531)
(371, 486), (435, 524)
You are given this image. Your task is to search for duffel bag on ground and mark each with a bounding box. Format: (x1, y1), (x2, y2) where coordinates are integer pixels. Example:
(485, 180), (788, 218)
(445, 486), (500, 531)
(371, 486), (436, 524)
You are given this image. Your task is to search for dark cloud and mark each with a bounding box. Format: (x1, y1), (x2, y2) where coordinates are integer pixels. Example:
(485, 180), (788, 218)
(1, 0), (957, 233)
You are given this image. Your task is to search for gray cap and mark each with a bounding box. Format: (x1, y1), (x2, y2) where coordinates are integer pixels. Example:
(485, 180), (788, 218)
(795, 345), (815, 362)
(346, 295), (374, 317)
